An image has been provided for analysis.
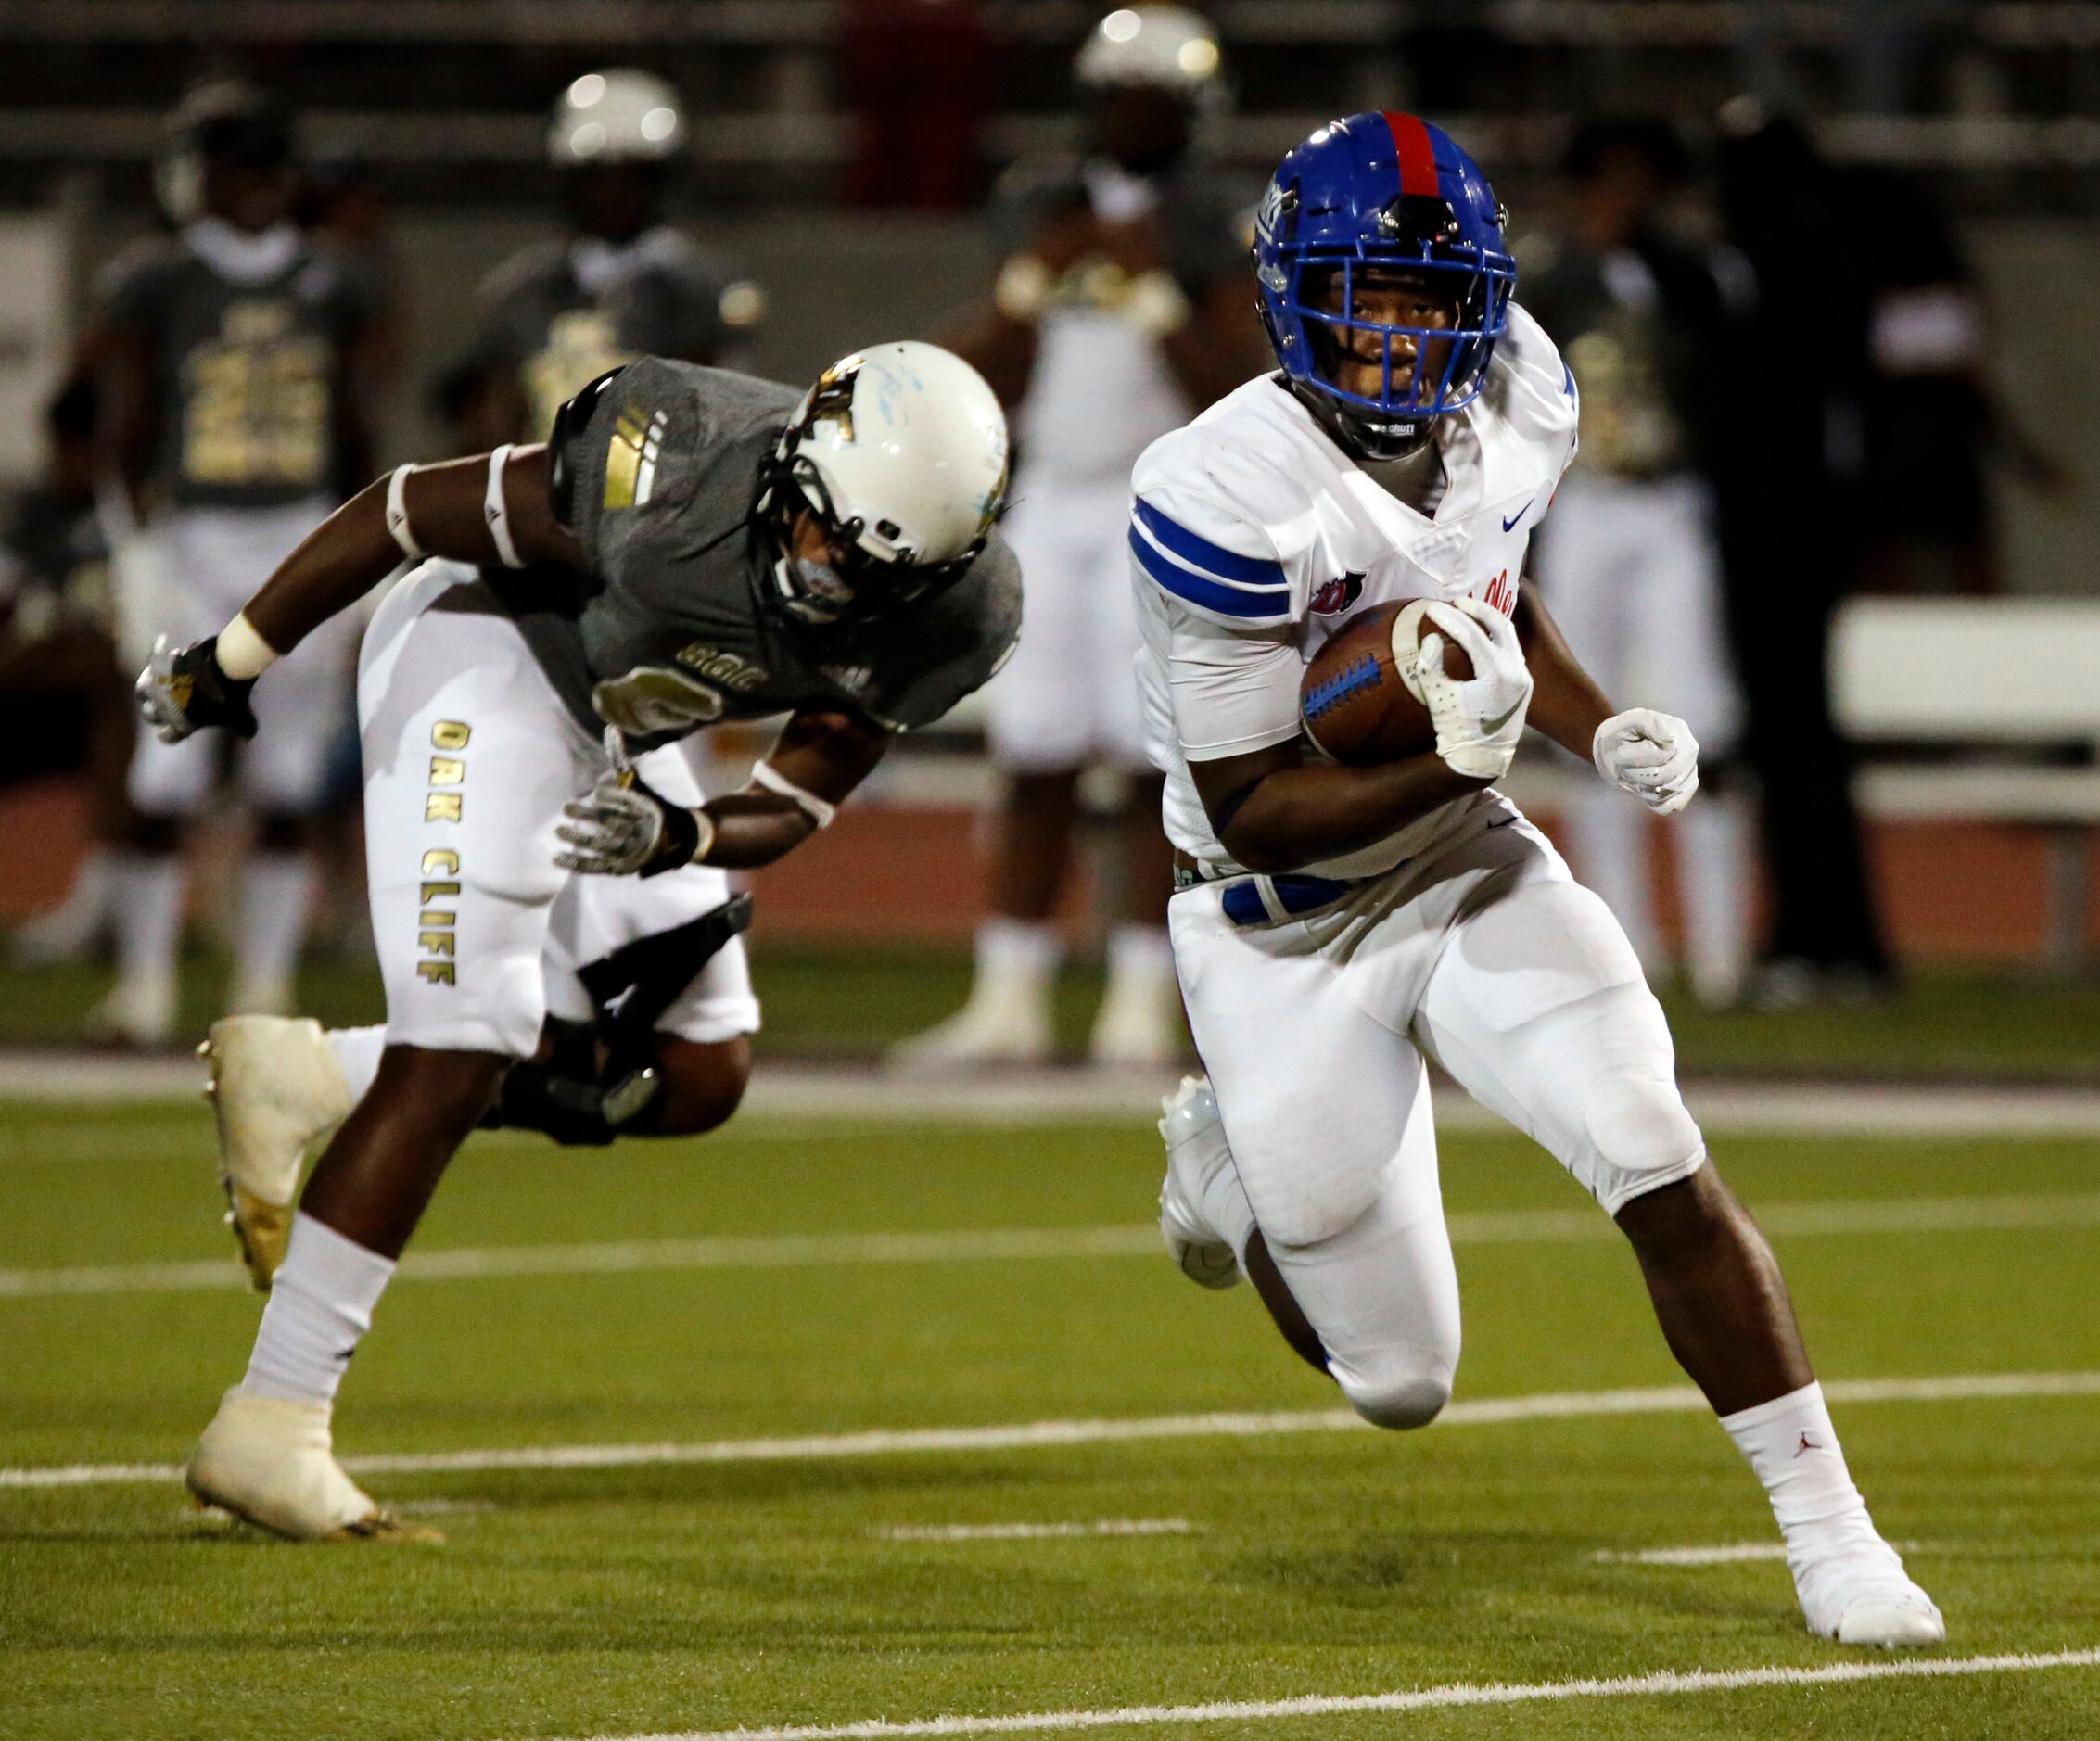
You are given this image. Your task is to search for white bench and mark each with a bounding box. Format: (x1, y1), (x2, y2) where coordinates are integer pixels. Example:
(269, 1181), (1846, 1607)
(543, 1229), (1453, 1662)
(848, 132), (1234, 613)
(1831, 597), (2100, 968)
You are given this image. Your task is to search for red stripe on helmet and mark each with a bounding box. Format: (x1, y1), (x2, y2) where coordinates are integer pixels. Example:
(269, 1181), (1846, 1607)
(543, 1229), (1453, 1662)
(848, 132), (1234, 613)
(1381, 110), (1440, 200)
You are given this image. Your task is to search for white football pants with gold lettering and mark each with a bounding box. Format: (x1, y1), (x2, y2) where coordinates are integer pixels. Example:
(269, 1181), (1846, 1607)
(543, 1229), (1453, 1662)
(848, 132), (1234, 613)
(358, 560), (757, 1058)
(1167, 805), (1705, 1428)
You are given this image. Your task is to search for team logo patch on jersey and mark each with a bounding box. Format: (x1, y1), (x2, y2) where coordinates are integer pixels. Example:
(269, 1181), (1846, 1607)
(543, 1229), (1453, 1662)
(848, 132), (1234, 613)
(604, 405), (667, 511)
(1309, 571), (1365, 616)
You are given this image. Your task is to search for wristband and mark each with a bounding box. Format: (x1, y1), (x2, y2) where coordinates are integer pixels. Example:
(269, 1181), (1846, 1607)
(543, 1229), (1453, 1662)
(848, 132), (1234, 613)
(214, 612), (279, 680)
(750, 759), (838, 829)
(993, 254), (1053, 324)
(384, 464), (425, 561)
(484, 445), (525, 569)
(1124, 268), (1192, 339)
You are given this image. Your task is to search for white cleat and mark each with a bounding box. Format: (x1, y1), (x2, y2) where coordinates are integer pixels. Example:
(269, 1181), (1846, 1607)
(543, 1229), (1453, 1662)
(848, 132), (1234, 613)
(1795, 1539), (1946, 1647)
(200, 1016), (353, 1291)
(1157, 1075), (1241, 1289)
(889, 986), (1053, 1071)
(85, 974), (177, 1048)
(186, 1388), (439, 1544)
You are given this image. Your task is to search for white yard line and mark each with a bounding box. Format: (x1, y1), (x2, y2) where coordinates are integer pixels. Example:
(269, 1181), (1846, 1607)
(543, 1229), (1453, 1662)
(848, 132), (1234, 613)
(880, 1519), (1193, 1543)
(9, 1189), (2097, 1301)
(1593, 1543), (1794, 1566)
(6, 1369), (2097, 1493)
(5, 1051), (2100, 1134)
(541, 1649), (2100, 1741)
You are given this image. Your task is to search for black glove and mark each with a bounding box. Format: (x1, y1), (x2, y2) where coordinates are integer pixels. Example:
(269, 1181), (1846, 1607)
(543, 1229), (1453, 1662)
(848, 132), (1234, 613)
(135, 634), (259, 743)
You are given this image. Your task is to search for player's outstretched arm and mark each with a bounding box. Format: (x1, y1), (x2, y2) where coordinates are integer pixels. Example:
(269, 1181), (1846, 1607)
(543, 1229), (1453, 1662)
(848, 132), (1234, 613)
(1189, 738), (1489, 875)
(555, 707), (891, 878)
(136, 446), (580, 744)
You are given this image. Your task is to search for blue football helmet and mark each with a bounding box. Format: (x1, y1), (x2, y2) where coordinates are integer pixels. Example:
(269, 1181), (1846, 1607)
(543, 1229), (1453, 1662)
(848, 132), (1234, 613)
(1254, 111), (1516, 454)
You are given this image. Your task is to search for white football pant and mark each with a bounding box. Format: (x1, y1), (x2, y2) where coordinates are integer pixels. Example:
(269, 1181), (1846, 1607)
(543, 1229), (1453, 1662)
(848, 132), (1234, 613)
(1169, 807), (1707, 1428)
(984, 477), (1151, 774)
(359, 560), (756, 1058)
(122, 499), (359, 818)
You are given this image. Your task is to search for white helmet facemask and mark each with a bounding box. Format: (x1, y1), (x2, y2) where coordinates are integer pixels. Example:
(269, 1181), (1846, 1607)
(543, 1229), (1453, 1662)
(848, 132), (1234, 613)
(756, 342), (1010, 627)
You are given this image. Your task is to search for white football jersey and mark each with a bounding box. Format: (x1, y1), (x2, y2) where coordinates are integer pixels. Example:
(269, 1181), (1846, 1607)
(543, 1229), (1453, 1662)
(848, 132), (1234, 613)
(1129, 303), (1581, 880)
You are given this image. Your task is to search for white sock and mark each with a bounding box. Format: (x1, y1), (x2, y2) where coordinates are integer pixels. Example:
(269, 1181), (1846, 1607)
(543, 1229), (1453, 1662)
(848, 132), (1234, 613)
(111, 852), (184, 997)
(233, 853), (314, 1003)
(241, 1212), (396, 1405)
(325, 1025), (388, 1107)
(1720, 1380), (1885, 1575)
(1103, 923), (1175, 996)
(974, 917), (1062, 992)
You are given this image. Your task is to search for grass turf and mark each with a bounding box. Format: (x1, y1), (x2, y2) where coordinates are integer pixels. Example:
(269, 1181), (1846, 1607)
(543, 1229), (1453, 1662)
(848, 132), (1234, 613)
(4, 946), (2100, 1081)
(2, 1100), (2098, 1739)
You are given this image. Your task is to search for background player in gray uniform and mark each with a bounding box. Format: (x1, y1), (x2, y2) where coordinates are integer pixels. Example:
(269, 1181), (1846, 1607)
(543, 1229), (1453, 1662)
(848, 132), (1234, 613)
(1523, 119), (1754, 1009)
(95, 82), (385, 1043)
(444, 68), (765, 451)
(137, 341), (1017, 1540)
(898, 5), (1263, 1070)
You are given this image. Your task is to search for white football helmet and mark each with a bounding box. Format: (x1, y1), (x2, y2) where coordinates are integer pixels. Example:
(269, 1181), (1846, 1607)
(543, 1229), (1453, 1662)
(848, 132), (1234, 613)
(1075, 6), (1226, 106)
(759, 342), (1010, 625)
(548, 69), (687, 167)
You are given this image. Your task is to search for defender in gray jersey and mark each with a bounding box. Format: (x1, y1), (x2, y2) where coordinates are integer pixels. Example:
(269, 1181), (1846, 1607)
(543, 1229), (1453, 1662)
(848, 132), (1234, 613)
(445, 68), (764, 449)
(94, 82), (386, 1044)
(135, 341), (1015, 1541)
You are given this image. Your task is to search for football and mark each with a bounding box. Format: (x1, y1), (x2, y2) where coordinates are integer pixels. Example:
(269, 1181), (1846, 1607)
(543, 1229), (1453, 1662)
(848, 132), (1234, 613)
(1298, 600), (1473, 765)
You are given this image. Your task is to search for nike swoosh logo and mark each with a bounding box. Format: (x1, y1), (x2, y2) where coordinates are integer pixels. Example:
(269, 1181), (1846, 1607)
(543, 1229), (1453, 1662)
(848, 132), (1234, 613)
(1501, 498), (1535, 533)
(1481, 702), (1523, 735)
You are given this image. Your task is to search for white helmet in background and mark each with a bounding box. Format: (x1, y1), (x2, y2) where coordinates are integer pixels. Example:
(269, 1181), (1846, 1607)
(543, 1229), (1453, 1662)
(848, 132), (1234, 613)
(548, 68), (687, 166)
(760, 342), (1011, 625)
(1075, 6), (1226, 107)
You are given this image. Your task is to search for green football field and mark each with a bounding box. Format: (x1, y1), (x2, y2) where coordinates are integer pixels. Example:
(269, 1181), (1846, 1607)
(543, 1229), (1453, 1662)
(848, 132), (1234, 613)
(3, 1098), (2098, 1740)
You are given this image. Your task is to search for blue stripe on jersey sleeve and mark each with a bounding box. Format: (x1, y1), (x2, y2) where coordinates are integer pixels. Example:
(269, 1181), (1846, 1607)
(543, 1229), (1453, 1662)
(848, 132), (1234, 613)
(1132, 499), (1288, 587)
(1128, 527), (1290, 620)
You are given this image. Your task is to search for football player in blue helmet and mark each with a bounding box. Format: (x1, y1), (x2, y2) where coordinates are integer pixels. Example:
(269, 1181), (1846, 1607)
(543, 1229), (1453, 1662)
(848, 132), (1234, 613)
(1253, 110), (1517, 461)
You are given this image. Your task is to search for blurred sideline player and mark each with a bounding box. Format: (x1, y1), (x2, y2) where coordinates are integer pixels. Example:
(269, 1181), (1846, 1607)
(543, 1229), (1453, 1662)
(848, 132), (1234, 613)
(899, 5), (1263, 1067)
(136, 341), (1017, 1540)
(94, 82), (385, 1042)
(2, 381), (129, 963)
(442, 69), (764, 450)
(1522, 119), (1752, 1008)
(1140, 113), (1941, 1645)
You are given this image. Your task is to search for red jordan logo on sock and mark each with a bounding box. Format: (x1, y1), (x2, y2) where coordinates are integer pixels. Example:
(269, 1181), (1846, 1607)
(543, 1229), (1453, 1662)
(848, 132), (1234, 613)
(1795, 1431), (1823, 1457)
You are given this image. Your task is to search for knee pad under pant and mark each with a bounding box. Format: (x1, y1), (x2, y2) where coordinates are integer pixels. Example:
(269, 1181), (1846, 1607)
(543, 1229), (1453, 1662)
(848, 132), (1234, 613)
(1331, 1349), (1456, 1432)
(1584, 1068), (1707, 1214)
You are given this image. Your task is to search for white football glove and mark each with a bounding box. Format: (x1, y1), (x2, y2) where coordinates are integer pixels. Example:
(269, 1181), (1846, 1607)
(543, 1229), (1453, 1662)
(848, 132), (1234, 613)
(1398, 598), (1534, 781)
(1593, 708), (1700, 815)
(554, 730), (714, 877)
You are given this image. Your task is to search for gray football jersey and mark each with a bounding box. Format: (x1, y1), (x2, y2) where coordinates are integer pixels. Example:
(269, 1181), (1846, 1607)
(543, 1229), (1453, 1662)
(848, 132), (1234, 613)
(98, 228), (378, 511)
(490, 356), (1019, 751)
(472, 229), (764, 438)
